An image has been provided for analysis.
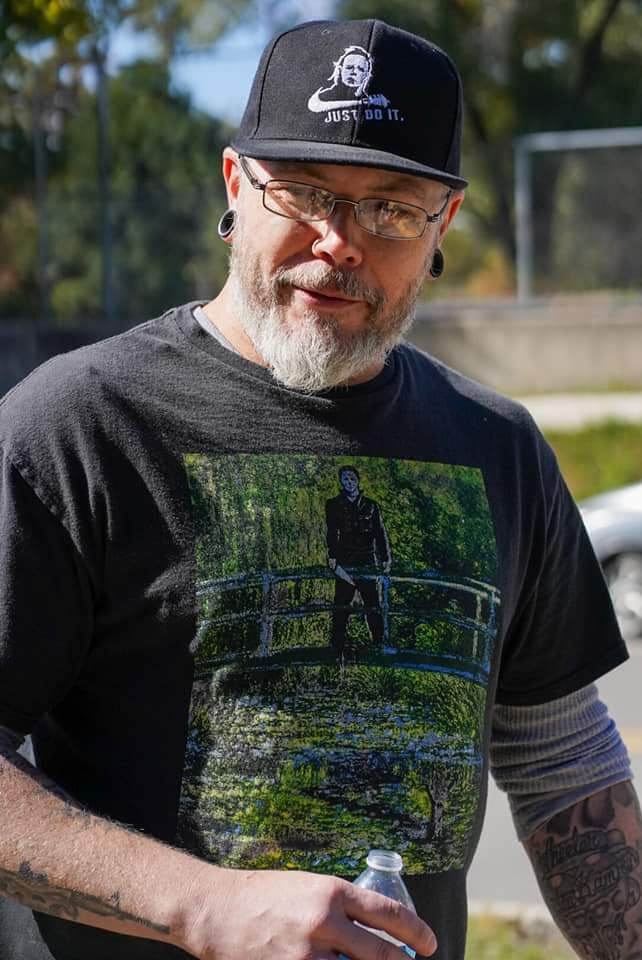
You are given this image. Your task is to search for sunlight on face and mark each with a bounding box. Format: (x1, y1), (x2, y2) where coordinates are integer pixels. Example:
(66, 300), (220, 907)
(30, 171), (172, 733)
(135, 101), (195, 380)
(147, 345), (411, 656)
(228, 213), (430, 392)
(224, 155), (450, 392)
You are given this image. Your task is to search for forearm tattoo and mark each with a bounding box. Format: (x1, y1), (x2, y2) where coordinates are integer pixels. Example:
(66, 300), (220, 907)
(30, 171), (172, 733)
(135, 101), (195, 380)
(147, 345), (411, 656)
(0, 861), (169, 933)
(527, 781), (642, 959)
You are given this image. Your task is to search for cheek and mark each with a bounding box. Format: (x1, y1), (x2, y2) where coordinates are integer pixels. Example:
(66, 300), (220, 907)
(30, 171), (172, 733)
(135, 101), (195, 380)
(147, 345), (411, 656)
(370, 246), (429, 300)
(268, 222), (319, 270)
(243, 213), (311, 272)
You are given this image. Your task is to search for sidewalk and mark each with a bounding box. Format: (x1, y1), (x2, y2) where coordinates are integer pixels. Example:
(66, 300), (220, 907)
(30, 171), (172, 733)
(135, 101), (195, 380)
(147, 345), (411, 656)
(515, 392), (642, 431)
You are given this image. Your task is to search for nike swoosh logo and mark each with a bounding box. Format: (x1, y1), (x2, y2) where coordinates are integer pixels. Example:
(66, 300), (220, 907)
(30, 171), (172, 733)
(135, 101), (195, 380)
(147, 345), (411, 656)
(307, 88), (364, 113)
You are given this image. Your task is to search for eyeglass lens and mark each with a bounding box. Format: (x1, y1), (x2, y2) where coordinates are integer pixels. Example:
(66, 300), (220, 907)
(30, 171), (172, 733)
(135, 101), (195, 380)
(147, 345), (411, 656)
(264, 181), (428, 239)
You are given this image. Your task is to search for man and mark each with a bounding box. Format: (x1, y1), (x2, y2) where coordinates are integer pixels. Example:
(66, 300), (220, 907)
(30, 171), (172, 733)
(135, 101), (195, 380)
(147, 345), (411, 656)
(0, 17), (638, 960)
(326, 465), (391, 654)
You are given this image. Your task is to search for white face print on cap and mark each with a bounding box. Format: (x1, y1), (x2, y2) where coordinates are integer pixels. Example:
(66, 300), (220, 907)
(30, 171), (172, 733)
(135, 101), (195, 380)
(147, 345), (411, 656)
(307, 44), (400, 117)
(340, 53), (370, 89)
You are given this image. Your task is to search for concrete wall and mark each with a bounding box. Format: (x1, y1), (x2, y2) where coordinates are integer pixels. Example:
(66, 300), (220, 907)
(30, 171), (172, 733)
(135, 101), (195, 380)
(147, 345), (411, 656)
(412, 295), (642, 394)
(2, 295), (641, 397)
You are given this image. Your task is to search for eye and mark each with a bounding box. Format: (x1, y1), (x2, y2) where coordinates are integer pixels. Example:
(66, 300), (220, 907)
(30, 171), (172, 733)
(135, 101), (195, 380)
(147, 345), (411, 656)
(371, 200), (417, 227)
(375, 201), (400, 221)
(306, 188), (331, 215)
(359, 198), (425, 237)
(268, 182), (330, 219)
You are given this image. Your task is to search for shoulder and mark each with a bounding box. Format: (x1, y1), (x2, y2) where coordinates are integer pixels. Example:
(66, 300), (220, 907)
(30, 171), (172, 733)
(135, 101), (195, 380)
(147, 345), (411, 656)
(393, 341), (562, 500)
(0, 308), (193, 518)
(0, 309), (181, 452)
(396, 341), (535, 430)
(396, 341), (551, 458)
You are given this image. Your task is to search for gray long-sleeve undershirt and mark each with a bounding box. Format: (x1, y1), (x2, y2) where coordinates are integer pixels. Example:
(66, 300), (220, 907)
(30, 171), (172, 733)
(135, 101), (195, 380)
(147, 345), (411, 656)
(491, 682), (632, 839)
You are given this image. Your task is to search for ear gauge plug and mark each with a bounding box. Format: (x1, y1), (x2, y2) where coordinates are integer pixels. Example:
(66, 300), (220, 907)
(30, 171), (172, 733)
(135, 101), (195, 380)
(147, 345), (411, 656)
(429, 248), (444, 278)
(217, 209), (237, 239)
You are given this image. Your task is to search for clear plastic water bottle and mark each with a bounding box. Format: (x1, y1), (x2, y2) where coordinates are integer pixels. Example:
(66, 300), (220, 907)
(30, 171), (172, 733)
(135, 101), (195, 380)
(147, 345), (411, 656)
(349, 849), (417, 958)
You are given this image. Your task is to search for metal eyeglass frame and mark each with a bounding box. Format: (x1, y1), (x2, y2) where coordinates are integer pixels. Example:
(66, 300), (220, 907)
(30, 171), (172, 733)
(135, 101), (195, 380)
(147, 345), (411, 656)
(237, 155), (452, 240)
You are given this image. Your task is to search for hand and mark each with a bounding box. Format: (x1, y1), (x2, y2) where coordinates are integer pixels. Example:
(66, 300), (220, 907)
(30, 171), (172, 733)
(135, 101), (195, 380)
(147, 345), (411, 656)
(382, 562), (391, 575)
(183, 867), (437, 960)
(328, 558), (337, 571)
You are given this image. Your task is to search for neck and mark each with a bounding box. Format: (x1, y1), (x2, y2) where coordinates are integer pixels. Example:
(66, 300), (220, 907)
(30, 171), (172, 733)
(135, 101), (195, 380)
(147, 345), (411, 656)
(202, 283), (265, 367)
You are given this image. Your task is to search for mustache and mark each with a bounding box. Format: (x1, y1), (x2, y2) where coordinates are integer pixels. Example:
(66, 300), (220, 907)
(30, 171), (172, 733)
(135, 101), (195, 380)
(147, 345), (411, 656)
(273, 265), (384, 308)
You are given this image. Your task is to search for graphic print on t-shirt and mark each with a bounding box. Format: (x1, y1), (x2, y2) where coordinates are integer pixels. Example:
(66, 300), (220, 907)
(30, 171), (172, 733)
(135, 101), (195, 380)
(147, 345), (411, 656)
(178, 453), (500, 876)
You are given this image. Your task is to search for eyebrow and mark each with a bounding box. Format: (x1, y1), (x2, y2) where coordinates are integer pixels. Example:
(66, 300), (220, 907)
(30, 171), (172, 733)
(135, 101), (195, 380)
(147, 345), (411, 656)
(266, 162), (445, 206)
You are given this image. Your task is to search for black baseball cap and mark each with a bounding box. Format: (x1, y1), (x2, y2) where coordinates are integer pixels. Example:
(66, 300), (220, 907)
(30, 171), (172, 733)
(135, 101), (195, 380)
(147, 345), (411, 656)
(232, 19), (468, 190)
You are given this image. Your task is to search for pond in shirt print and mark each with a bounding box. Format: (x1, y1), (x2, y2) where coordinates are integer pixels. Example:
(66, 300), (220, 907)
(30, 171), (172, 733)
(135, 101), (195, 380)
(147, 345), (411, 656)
(178, 453), (500, 876)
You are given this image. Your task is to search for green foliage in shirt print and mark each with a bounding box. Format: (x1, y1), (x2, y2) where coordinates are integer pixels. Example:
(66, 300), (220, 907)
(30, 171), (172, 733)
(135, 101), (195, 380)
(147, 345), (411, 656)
(178, 453), (500, 876)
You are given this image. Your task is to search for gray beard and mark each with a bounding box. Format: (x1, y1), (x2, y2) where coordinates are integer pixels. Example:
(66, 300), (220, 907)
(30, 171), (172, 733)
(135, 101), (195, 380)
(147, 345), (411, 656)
(228, 236), (425, 393)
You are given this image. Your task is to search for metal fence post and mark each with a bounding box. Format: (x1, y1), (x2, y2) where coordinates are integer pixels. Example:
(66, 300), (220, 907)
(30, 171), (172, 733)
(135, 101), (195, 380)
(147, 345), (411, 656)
(514, 137), (533, 302)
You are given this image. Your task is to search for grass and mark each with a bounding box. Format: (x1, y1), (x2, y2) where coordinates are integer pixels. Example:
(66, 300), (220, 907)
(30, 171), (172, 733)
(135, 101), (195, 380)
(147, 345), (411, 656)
(466, 915), (573, 959)
(520, 381), (642, 396)
(544, 419), (642, 502)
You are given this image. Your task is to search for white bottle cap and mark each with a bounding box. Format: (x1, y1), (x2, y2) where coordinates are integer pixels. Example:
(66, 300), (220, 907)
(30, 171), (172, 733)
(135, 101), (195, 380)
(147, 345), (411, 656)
(366, 850), (403, 872)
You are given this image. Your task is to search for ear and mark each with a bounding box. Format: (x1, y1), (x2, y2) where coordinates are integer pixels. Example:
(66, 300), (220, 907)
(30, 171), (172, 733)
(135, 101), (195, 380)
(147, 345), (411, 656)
(222, 147), (242, 207)
(438, 190), (464, 243)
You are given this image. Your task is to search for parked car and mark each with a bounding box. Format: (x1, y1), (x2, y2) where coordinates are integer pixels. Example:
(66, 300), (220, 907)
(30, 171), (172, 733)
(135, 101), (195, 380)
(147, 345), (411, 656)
(580, 482), (642, 643)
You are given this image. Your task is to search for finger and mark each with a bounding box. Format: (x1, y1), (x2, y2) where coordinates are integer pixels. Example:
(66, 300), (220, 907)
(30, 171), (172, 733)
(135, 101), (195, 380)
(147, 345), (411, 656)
(335, 917), (420, 960)
(342, 887), (437, 957)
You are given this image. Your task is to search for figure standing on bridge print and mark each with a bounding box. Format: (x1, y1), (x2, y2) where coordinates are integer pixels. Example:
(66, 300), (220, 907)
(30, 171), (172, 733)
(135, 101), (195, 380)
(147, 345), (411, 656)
(325, 465), (392, 656)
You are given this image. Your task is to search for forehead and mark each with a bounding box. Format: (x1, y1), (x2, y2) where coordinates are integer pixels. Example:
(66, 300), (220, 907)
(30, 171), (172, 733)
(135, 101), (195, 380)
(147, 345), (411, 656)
(254, 158), (448, 206)
(343, 54), (367, 65)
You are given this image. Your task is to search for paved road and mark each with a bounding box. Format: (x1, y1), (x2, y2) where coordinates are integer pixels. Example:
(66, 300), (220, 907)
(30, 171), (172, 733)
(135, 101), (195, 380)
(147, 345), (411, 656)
(468, 643), (642, 909)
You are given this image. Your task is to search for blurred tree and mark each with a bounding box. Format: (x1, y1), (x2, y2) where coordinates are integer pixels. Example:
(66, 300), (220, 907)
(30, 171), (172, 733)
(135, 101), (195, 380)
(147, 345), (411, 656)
(338, 0), (642, 284)
(2, 0), (91, 49)
(1, 1), (91, 318)
(45, 60), (232, 322)
(0, 0), (253, 323)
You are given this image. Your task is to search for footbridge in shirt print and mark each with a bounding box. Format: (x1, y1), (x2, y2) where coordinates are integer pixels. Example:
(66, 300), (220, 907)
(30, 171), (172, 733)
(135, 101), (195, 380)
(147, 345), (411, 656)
(191, 566), (500, 686)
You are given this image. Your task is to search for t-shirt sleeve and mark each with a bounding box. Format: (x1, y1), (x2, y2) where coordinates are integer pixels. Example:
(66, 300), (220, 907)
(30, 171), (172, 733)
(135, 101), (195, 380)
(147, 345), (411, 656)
(495, 439), (628, 707)
(0, 446), (94, 734)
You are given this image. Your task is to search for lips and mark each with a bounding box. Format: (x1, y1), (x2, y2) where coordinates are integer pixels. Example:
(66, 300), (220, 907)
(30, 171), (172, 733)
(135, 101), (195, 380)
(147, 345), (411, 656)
(294, 286), (363, 305)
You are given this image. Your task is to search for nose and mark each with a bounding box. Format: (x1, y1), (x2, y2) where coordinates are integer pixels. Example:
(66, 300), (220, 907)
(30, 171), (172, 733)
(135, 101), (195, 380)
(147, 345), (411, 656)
(310, 201), (364, 269)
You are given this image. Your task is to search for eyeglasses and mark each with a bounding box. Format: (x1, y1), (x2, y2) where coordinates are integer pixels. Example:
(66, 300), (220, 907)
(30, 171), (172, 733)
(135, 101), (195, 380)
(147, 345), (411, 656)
(238, 156), (452, 240)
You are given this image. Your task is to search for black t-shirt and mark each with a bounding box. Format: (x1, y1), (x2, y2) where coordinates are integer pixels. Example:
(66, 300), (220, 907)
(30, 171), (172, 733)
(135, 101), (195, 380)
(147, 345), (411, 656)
(0, 303), (627, 960)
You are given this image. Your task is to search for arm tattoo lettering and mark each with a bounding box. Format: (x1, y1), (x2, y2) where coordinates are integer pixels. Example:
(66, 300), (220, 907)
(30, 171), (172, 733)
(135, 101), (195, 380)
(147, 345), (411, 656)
(0, 861), (170, 934)
(527, 782), (642, 959)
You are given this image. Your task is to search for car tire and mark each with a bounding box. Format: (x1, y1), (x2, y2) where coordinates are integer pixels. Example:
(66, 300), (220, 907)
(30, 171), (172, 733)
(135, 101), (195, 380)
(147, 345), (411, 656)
(603, 552), (642, 643)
